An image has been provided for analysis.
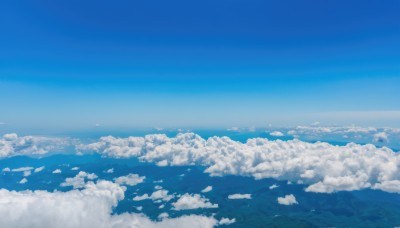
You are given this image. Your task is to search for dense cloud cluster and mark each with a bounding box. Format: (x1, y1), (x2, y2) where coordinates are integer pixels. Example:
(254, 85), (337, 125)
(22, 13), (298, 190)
(0, 179), (218, 228)
(0, 133), (69, 158)
(78, 133), (400, 194)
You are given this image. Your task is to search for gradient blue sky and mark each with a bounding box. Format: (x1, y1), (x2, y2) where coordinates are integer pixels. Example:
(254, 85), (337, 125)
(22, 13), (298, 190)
(1, 0), (399, 131)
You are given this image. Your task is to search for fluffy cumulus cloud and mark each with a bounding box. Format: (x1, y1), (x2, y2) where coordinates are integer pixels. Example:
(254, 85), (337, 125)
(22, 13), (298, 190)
(114, 174), (145, 186)
(78, 133), (400, 194)
(0, 133), (70, 158)
(172, 194), (218, 210)
(227, 194), (252, 200)
(0, 180), (217, 228)
(61, 171), (98, 189)
(277, 194), (298, 205)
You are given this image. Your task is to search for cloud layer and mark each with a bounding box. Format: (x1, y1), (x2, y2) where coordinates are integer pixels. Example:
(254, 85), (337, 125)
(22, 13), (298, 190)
(0, 133), (70, 158)
(78, 133), (400, 194)
(0, 179), (217, 228)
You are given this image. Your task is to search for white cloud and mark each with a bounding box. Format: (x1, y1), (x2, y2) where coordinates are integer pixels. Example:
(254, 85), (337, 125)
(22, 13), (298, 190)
(172, 193), (218, 210)
(201, 186), (213, 193)
(158, 212), (169, 220)
(133, 190), (174, 202)
(277, 194), (298, 205)
(52, 169), (62, 174)
(269, 184), (279, 190)
(104, 168), (114, 173)
(78, 133), (400, 193)
(2, 167), (10, 172)
(10, 167), (33, 177)
(0, 180), (217, 228)
(228, 194), (252, 200)
(114, 174), (145, 186)
(12, 167), (33, 172)
(61, 171), (98, 189)
(34, 166), (45, 173)
(0, 133), (70, 158)
(71, 167), (79, 171)
(373, 132), (388, 143)
(218, 217), (236, 225)
(269, 131), (284, 137)
(19, 178), (28, 184)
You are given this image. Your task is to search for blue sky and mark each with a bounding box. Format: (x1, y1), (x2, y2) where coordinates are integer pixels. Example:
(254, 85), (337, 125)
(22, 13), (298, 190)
(1, 0), (399, 131)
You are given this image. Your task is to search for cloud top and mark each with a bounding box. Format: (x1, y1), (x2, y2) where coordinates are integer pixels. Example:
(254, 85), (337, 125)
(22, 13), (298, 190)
(78, 133), (400, 194)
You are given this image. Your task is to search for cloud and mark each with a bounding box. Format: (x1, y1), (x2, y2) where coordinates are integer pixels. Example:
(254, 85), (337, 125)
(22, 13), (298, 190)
(227, 194), (252, 200)
(269, 131), (284, 137)
(19, 178), (28, 184)
(104, 168), (114, 173)
(114, 174), (145, 186)
(11, 167), (33, 177)
(269, 184), (279, 190)
(201, 186), (213, 193)
(71, 167), (79, 171)
(373, 132), (388, 143)
(218, 218), (236, 225)
(0, 180), (217, 228)
(0, 133), (70, 158)
(2, 167), (10, 172)
(78, 133), (400, 194)
(34, 166), (45, 173)
(133, 190), (174, 202)
(61, 171), (98, 189)
(52, 169), (62, 174)
(277, 194), (298, 205)
(11, 167), (33, 172)
(172, 194), (218, 210)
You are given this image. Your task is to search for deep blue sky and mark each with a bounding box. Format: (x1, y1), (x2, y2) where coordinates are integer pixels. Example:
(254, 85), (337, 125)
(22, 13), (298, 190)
(1, 0), (399, 131)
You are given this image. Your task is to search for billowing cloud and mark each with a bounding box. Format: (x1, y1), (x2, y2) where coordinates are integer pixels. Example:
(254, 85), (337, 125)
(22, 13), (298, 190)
(277, 194), (298, 205)
(78, 133), (400, 194)
(0, 180), (217, 228)
(61, 171), (98, 189)
(114, 174), (145, 186)
(228, 194), (252, 200)
(0, 133), (70, 158)
(201, 186), (213, 193)
(172, 194), (218, 210)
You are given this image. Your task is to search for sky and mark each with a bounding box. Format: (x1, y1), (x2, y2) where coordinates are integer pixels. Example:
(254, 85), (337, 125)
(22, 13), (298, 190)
(0, 0), (399, 131)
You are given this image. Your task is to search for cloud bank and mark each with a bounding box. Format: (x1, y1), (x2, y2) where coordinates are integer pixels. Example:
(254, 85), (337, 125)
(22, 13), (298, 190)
(0, 133), (69, 158)
(78, 133), (400, 194)
(0, 180), (217, 228)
